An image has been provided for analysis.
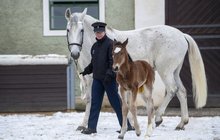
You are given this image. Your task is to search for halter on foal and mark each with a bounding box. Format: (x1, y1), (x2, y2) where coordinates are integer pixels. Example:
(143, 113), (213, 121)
(112, 39), (155, 139)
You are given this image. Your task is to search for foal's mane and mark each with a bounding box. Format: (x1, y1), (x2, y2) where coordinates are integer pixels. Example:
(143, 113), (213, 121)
(127, 54), (133, 62)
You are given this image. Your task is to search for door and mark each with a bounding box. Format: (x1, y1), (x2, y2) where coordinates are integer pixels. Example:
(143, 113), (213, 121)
(165, 0), (220, 107)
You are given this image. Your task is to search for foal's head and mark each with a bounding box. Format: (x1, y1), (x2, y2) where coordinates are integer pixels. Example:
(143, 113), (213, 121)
(112, 38), (129, 72)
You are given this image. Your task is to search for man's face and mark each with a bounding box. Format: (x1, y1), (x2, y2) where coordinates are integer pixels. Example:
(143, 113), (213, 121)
(95, 31), (105, 40)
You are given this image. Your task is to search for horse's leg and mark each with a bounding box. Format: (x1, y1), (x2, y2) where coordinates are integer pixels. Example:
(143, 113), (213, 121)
(141, 86), (154, 137)
(174, 64), (189, 130)
(76, 89), (91, 131)
(155, 72), (178, 127)
(129, 90), (141, 136)
(118, 89), (129, 139)
(76, 77), (93, 131)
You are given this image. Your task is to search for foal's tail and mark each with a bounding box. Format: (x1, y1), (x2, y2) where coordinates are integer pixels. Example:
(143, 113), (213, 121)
(184, 33), (207, 108)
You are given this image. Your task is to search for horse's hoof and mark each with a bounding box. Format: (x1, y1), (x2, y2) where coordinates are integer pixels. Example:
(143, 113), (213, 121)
(136, 130), (141, 137)
(155, 119), (163, 127)
(118, 135), (124, 139)
(144, 135), (150, 140)
(175, 126), (185, 130)
(184, 120), (189, 125)
(136, 133), (141, 137)
(76, 126), (86, 131)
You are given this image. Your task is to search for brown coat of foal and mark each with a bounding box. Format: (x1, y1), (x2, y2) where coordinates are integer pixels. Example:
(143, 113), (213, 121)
(112, 38), (155, 139)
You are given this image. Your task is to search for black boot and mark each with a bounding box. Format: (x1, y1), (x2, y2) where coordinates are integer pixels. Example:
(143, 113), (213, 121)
(81, 128), (97, 135)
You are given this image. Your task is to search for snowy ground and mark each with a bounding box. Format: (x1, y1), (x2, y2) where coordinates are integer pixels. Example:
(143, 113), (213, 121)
(0, 112), (220, 140)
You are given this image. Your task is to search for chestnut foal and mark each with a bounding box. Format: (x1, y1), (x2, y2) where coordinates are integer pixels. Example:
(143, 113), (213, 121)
(112, 38), (155, 139)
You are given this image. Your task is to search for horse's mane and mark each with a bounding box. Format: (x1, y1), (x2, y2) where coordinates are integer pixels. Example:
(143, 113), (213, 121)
(83, 15), (133, 62)
(127, 53), (133, 62)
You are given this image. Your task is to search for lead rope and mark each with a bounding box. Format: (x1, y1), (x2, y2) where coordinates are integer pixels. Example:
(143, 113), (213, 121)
(70, 57), (88, 100)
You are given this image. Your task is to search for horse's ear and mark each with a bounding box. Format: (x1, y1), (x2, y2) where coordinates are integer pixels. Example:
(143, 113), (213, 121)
(80, 8), (87, 21)
(123, 38), (128, 47)
(65, 8), (71, 21)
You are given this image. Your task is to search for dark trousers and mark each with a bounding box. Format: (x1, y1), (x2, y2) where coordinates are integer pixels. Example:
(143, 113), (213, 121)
(88, 78), (131, 130)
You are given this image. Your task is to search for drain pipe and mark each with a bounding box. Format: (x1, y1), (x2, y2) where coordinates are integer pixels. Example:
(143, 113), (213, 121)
(67, 57), (75, 110)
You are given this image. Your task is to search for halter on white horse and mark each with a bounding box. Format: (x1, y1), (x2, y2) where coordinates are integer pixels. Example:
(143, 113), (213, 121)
(65, 8), (207, 135)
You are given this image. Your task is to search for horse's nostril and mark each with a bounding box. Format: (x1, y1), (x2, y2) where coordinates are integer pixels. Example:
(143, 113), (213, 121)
(113, 66), (119, 72)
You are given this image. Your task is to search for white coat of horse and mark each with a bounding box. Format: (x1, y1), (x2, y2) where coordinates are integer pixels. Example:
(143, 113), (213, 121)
(65, 8), (207, 132)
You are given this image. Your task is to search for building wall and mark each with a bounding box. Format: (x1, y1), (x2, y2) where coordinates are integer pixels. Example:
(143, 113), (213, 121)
(105, 0), (134, 30)
(0, 0), (66, 55)
(135, 0), (165, 29)
(0, 0), (134, 55)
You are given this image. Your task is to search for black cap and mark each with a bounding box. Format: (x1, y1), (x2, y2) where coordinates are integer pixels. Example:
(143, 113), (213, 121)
(91, 22), (107, 32)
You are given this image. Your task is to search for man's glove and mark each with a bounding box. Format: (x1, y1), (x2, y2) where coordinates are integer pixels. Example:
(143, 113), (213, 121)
(104, 74), (112, 84)
(80, 71), (87, 76)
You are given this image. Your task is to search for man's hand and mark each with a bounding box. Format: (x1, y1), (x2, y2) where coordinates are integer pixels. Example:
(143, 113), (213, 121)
(80, 71), (86, 76)
(104, 74), (112, 84)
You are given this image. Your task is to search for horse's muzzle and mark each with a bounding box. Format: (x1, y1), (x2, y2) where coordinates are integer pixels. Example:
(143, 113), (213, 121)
(71, 52), (80, 60)
(113, 66), (119, 72)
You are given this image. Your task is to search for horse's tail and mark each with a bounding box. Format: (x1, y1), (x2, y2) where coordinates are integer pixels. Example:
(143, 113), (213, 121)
(184, 33), (207, 108)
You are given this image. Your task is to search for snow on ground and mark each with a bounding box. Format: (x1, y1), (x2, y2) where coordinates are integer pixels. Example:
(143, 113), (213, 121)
(0, 112), (220, 140)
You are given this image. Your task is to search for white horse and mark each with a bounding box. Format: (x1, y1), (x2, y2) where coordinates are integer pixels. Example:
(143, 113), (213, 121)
(65, 8), (207, 132)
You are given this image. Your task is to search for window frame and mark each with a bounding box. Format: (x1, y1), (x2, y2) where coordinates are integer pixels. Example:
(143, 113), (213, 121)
(43, 0), (105, 36)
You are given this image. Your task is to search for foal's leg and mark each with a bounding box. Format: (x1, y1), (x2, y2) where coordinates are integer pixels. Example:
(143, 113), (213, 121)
(174, 64), (189, 130)
(129, 90), (141, 136)
(155, 72), (178, 126)
(118, 89), (129, 139)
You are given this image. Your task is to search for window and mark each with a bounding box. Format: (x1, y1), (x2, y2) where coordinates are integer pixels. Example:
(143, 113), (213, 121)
(43, 0), (105, 36)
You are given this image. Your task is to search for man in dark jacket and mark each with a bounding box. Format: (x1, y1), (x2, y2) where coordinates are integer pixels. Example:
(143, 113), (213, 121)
(80, 22), (133, 134)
